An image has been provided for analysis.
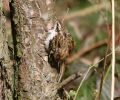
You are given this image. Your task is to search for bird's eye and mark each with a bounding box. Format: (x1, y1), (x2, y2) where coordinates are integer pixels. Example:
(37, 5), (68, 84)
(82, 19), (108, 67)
(58, 43), (61, 48)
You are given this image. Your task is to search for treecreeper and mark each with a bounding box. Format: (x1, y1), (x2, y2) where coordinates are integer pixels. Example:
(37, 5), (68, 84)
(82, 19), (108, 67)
(45, 21), (75, 82)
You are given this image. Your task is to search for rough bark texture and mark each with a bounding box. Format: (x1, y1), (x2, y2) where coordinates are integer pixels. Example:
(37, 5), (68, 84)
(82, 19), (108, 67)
(10, 0), (62, 99)
(0, 12), (14, 100)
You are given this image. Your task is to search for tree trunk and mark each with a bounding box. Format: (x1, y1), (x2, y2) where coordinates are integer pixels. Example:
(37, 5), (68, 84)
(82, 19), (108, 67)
(0, 11), (14, 100)
(9, 0), (61, 99)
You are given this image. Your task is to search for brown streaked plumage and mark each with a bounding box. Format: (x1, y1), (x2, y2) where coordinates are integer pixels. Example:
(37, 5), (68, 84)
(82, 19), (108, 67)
(47, 21), (74, 82)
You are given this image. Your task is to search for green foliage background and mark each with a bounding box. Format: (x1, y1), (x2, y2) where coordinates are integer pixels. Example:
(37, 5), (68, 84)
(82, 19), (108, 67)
(55, 0), (120, 100)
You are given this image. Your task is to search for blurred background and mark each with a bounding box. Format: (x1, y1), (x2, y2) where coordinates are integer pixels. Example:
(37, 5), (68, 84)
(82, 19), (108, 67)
(2, 0), (120, 100)
(55, 0), (120, 100)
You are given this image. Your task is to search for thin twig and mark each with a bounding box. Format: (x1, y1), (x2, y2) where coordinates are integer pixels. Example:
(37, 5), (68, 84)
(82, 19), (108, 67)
(73, 51), (112, 100)
(97, 37), (110, 99)
(64, 2), (109, 20)
(57, 71), (82, 90)
(96, 0), (111, 99)
(73, 66), (92, 100)
(66, 39), (108, 64)
(111, 0), (115, 99)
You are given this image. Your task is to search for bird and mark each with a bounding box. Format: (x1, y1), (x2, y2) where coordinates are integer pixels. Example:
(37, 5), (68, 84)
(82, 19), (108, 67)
(45, 21), (74, 82)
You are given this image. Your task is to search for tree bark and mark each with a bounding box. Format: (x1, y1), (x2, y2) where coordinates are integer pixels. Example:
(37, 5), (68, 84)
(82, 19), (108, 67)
(10, 0), (62, 99)
(0, 11), (14, 100)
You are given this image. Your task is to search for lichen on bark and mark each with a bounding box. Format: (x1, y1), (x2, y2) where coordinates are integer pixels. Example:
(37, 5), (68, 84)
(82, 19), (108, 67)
(0, 11), (14, 100)
(9, 0), (62, 99)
